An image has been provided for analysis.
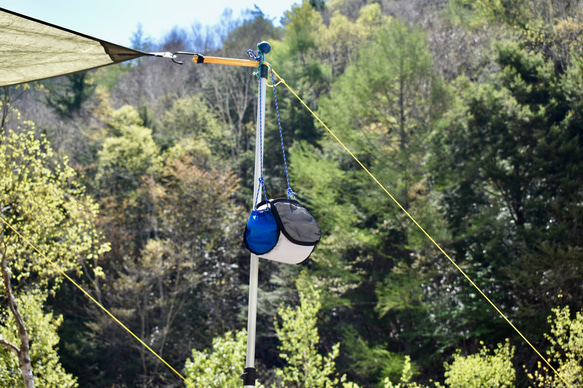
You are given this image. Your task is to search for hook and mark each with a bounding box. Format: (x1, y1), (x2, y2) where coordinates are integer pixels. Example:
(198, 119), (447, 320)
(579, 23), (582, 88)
(171, 51), (197, 65)
(147, 51), (197, 65)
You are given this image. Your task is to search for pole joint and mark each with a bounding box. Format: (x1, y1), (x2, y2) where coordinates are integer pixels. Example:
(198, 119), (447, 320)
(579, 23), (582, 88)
(241, 367), (258, 387)
(259, 63), (268, 78)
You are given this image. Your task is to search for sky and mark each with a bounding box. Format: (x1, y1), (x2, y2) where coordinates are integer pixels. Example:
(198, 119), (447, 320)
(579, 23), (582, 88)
(0, 0), (300, 47)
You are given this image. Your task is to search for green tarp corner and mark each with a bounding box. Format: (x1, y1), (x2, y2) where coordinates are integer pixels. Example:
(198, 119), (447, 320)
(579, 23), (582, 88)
(0, 7), (147, 87)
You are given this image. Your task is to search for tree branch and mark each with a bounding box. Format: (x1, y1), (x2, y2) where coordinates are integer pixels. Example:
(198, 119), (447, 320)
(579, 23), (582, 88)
(0, 338), (20, 356)
(1, 255), (35, 388)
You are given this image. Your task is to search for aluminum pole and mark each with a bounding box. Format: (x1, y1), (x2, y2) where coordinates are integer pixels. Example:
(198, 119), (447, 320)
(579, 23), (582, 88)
(242, 63), (267, 388)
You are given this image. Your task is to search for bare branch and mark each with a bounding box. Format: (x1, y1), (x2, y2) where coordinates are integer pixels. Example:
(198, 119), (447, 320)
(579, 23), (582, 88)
(0, 338), (20, 356)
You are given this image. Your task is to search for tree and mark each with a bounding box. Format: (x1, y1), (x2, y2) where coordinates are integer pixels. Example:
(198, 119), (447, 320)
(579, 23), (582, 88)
(0, 114), (108, 387)
(0, 291), (78, 388)
(94, 105), (163, 257)
(526, 306), (583, 387)
(96, 105), (163, 197)
(158, 94), (229, 156)
(184, 329), (254, 388)
(109, 152), (244, 383)
(291, 14), (447, 381)
(197, 11), (279, 166)
(443, 340), (515, 388)
(274, 285), (356, 387)
(431, 41), (583, 350)
(44, 72), (96, 119)
(382, 306), (583, 387)
(316, 4), (384, 78)
(313, 14), (444, 268)
(320, 16), (439, 175)
(268, 0), (329, 153)
(342, 326), (413, 386)
(79, 104), (246, 385)
(130, 23), (153, 53)
(381, 341), (515, 388)
(446, 0), (583, 72)
(382, 356), (428, 388)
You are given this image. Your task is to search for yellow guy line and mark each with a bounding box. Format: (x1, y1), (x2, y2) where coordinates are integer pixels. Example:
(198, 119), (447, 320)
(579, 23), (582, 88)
(270, 68), (572, 388)
(0, 215), (186, 382)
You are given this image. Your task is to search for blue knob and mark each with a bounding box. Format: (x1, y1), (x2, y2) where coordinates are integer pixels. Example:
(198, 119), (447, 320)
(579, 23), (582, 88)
(258, 41), (271, 55)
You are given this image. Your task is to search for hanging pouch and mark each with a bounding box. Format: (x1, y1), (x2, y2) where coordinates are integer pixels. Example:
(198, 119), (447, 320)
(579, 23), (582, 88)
(271, 199), (320, 246)
(244, 202), (278, 255)
(244, 199), (321, 264)
(243, 64), (320, 264)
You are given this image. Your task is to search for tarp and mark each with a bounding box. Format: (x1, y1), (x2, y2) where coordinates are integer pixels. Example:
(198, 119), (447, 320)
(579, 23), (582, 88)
(0, 8), (148, 87)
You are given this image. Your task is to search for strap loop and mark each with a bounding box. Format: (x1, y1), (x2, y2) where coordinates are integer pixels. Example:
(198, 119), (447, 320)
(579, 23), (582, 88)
(270, 67), (296, 200)
(246, 49), (262, 62)
(247, 47), (265, 78)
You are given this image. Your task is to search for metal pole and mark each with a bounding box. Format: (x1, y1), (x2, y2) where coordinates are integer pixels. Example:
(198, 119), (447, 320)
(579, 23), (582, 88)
(192, 54), (259, 67)
(242, 63), (267, 388)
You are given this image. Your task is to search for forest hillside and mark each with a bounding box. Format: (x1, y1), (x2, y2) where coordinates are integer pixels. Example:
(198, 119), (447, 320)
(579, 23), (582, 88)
(1, 0), (583, 387)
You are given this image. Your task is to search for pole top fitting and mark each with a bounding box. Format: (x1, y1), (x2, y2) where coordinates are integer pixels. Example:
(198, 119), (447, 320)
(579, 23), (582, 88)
(257, 41), (271, 55)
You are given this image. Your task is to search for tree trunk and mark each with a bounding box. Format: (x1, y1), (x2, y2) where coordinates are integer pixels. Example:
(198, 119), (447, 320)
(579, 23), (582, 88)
(1, 254), (35, 388)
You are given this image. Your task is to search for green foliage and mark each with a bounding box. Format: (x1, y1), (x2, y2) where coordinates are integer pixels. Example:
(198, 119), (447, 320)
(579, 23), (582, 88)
(342, 326), (411, 385)
(0, 125), (108, 289)
(268, 1), (329, 150)
(0, 109), (107, 387)
(316, 14), (443, 236)
(159, 95), (223, 140)
(330, 18), (435, 143)
(446, 0), (583, 71)
(44, 72), (96, 118)
(91, 65), (132, 91)
(158, 95), (229, 156)
(288, 143), (363, 304)
(316, 3), (387, 77)
(83, 101), (246, 385)
(96, 105), (163, 195)
(380, 307), (583, 387)
(316, 10), (362, 77)
(275, 286), (356, 387)
(289, 142), (359, 231)
(281, 1), (323, 56)
(0, 291), (78, 388)
(382, 356), (431, 388)
(526, 306), (583, 387)
(445, 0), (525, 27)
(296, 13), (447, 381)
(184, 330), (252, 388)
(443, 340), (515, 387)
(9, 1), (583, 386)
(431, 41), (583, 345)
(375, 261), (424, 318)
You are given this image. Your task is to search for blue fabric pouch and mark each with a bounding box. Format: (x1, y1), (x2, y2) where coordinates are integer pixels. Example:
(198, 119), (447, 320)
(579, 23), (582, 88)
(244, 204), (278, 255)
